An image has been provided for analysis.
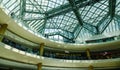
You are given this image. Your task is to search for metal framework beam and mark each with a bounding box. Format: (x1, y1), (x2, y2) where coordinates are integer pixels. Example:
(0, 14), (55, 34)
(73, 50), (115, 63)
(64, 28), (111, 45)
(68, 0), (97, 38)
(46, 0), (87, 14)
(97, 14), (109, 27)
(25, 10), (45, 14)
(45, 31), (74, 40)
(83, 22), (97, 33)
(99, 0), (116, 33)
(23, 0), (102, 21)
(115, 15), (120, 30)
(46, 0), (102, 19)
(73, 22), (97, 37)
(100, 17), (112, 33)
(108, 0), (116, 18)
(95, 15), (108, 34)
(23, 18), (43, 21)
(68, 0), (83, 26)
(115, 14), (120, 19)
(42, 14), (48, 34)
(20, 0), (26, 20)
(28, 0), (45, 14)
(73, 25), (82, 39)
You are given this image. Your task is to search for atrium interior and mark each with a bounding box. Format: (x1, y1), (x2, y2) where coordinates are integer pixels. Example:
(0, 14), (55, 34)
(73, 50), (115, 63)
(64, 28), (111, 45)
(0, 0), (120, 70)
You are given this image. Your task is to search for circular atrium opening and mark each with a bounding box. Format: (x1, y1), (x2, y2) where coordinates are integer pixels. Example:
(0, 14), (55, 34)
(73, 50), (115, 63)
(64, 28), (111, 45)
(1, 0), (120, 44)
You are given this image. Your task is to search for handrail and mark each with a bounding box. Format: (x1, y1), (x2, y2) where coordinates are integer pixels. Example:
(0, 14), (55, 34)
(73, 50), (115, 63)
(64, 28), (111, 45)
(5, 30), (39, 47)
(0, 42), (120, 68)
(2, 37), (120, 60)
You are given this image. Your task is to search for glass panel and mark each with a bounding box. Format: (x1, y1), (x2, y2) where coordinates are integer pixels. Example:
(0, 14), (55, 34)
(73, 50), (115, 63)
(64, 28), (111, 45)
(1, 0), (120, 43)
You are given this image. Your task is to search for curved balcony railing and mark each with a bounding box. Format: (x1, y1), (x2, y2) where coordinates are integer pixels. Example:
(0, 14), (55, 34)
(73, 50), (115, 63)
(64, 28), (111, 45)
(2, 37), (120, 60)
(43, 50), (120, 60)
(0, 42), (120, 68)
(5, 30), (39, 47)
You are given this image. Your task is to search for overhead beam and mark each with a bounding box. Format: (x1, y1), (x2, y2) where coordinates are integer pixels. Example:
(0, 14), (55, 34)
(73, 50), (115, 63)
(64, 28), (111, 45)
(45, 27), (73, 33)
(25, 10), (45, 14)
(68, 0), (83, 26)
(23, 17), (43, 21)
(28, 0), (45, 14)
(115, 15), (120, 30)
(73, 24), (82, 39)
(46, 32), (73, 40)
(108, 0), (116, 18)
(73, 24), (97, 37)
(46, 0), (102, 19)
(99, 0), (116, 33)
(42, 14), (48, 34)
(77, 0), (101, 8)
(23, 0), (102, 21)
(45, 30), (74, 40)
(96, 14), (109, 34)
(83, 22), (97, 33)
(100, 17), (112, 33)
(68, 0), (97, 35)
(73, 22), (97, 36)
(23, 18), (43, 21)
(97, 14), (109, 27)
(20, 0), (26, 20)
(94, 14), (108, 34)
(46, 0), (87, 14)
(115, 14), (120, 19)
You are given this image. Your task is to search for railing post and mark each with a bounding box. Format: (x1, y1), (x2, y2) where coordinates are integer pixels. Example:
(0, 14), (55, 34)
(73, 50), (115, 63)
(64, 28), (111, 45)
(86, 48), (91, 60)
(37, 63), (42, 70)
(89, 65), (94, 70)
(39, 43), (44, 56)
(0, 24), (8, 41)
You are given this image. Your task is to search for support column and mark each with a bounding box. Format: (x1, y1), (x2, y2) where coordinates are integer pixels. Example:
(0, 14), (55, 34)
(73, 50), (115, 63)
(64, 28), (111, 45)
(37, 63), (42, 70)
(86, 48), (91, 60)
(39, 43), (44, 56)
(0, 24), (8, 41)
(88, 65), (93, 70)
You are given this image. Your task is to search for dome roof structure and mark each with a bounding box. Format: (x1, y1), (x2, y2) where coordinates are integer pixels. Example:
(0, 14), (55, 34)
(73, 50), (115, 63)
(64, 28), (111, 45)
(1, 0), (120, 43)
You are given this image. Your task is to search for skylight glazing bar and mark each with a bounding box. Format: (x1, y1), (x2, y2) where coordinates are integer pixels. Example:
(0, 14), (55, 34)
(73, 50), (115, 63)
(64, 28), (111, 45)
(108, 0), (116, 18)
(35, 21), (45, 31)
(3, 0), (11, 6)
(9, 3), (20, 13)
(41, 15), (48, 34)
(97, 14), (109, 27)
(100, 17), (112, 33)
(28, 20), (37, 26)
(20, 0), (26, 20)
(57, 14), (66, 30)
(31, 20), (42, 28)
(33, 20), (44, 30)
(28, 0), (44, 14)
(74, 25), (82, 39)
(33, 0), (45, 12)
(114, 16), (120, 30)
(7, 0), (17, 9)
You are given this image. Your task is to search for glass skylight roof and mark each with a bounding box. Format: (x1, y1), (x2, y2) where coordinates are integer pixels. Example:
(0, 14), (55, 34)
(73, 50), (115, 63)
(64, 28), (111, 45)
(0, 0), (120, 43)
